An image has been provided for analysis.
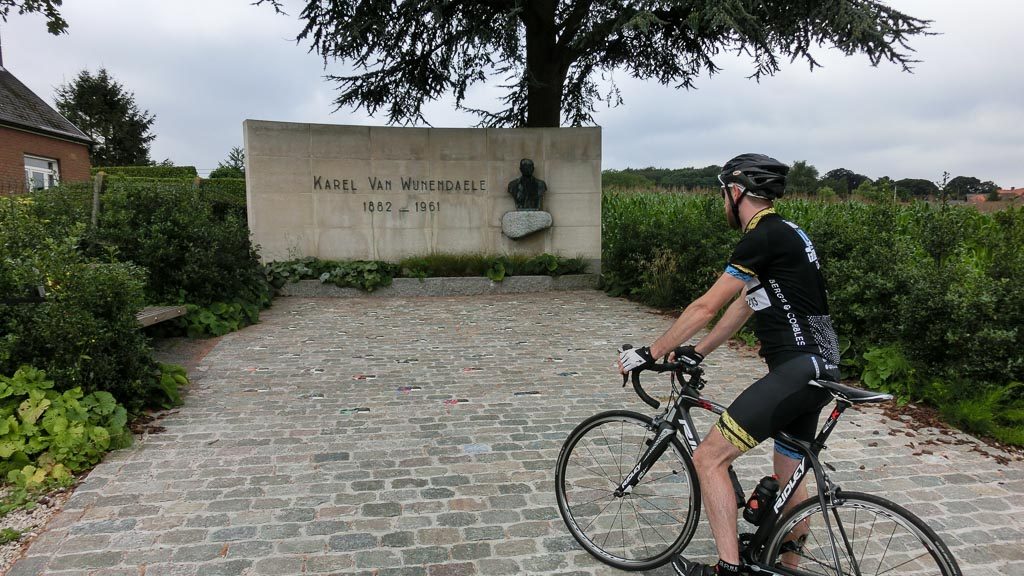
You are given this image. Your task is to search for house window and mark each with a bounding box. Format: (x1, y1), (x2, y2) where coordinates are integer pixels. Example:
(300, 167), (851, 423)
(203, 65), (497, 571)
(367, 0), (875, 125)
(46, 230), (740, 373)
(24, 155), (60, 191)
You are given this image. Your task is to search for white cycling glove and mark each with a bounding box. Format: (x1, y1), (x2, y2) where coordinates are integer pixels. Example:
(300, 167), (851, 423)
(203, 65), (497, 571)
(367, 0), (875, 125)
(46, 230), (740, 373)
(618, 345), (655, 373)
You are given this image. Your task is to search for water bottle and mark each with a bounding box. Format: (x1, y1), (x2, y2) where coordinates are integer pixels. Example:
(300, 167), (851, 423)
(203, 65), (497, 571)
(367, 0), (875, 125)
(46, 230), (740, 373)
(743, 475), (780, 525)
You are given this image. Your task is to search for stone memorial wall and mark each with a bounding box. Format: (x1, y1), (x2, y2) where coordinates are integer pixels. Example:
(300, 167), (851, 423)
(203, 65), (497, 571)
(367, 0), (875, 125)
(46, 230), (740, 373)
(243, 121), (601, 268)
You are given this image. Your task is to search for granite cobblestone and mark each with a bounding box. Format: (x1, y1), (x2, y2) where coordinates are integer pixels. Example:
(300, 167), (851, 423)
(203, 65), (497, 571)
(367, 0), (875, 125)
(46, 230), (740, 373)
(6, 293), (1021, 575)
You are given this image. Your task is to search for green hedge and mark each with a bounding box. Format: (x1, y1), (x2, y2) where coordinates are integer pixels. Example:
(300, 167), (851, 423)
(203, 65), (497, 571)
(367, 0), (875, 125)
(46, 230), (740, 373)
(92, 165), (198, 178)
(199, 178), (246, 220)
(92, 179), (268, 310)
(603, 191), (1024, 444)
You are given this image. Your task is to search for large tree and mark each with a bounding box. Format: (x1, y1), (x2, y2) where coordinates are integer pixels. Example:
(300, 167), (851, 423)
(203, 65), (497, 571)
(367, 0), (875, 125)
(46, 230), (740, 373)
(209, 146), (246, 179)
(259, 0), (930, 127)
(55, 69), (156, 166)
(0, 0), (67, 34)
(945, 175), (998, 200)
(787, 160), (819, 196)
(822, 167), (871, 196)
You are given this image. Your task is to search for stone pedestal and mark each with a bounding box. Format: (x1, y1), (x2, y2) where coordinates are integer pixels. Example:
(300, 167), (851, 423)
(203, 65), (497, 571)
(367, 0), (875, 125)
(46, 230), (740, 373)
(501, 210), (553, 239)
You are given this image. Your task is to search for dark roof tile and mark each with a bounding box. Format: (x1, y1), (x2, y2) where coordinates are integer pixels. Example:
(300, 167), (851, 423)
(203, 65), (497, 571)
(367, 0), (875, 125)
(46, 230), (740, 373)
(0, 66), (91, 143)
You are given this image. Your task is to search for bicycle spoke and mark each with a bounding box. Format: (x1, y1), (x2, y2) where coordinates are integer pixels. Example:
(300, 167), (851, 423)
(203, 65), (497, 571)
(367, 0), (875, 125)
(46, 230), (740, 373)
(565, 480), (617, 493)
(644, 469), (681, 484)
(568, 490), (617, 510)
(568, 455), (620, 487)
(619, 498), (627, 559)
(831, 506), (861, 576)
(802, 518), (838, 575)
(631, 491), (687, 524)
(581, 441), (619, 485)
(875, 551), (936, 576)
(595, 423), (624, 479)
(875, 525), (898, 576)
(631, 494), (683, 545)
(617, 420), (626, 478)
(857, 508), (877, 574)
(628, 496), (653, 559)
(599, 499), (625, 551)
(582, 493), (621, 534)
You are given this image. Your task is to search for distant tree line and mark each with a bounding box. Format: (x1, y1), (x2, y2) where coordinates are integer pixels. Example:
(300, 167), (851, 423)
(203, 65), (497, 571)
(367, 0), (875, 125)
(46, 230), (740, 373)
(603, 162), (1000, 201)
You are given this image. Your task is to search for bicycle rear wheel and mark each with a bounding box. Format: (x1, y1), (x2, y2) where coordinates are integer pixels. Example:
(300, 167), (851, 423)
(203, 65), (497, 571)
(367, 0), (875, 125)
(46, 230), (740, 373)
(763, 491), (962, 576)
(555, 410), (700, 571)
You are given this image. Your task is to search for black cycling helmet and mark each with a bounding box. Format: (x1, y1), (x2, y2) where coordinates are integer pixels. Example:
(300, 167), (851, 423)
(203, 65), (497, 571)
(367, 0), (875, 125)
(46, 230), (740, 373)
(718, 153), (789, 200)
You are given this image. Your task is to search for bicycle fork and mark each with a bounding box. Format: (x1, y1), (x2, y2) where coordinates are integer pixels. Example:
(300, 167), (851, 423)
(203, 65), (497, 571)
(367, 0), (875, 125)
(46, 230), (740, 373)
(613, 415), (745, 508)
(614, 421), (676, 497)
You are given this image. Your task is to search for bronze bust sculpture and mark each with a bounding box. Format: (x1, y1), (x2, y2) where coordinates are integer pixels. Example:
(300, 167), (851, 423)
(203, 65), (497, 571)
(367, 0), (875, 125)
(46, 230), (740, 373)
(507, 158), (547, 210)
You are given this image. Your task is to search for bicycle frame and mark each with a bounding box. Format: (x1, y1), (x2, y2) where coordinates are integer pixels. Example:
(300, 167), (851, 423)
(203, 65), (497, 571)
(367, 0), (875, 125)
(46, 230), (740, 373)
(619, 375), (857, 576)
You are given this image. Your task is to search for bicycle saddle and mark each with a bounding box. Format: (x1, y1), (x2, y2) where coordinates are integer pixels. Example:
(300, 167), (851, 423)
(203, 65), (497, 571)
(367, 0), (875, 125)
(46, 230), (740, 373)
(809, 379), (893, 404)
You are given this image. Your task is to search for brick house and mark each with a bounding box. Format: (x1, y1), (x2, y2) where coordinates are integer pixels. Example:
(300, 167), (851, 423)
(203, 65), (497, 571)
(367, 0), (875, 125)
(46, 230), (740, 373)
(996, 187), (1023, 201)
(0, 50), (91, 194)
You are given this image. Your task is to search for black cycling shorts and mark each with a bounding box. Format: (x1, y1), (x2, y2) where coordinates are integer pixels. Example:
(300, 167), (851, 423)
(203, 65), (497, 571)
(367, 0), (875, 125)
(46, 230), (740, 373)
(715, 354), (838, 459)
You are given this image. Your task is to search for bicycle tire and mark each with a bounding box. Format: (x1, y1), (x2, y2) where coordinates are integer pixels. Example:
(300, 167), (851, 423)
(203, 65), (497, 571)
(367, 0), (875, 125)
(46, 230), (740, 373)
(762, 491), (962, 576)
(555, 410), (701, 571)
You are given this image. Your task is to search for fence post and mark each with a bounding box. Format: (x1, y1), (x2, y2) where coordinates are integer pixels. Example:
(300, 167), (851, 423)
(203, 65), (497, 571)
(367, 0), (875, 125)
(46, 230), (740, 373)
(92, 171), (105, 228)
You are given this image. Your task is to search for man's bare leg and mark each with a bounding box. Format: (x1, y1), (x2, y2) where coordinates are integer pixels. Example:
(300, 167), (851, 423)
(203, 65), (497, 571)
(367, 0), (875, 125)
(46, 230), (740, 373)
(691, 428), (744, 565)
(774, 449), (811, 569)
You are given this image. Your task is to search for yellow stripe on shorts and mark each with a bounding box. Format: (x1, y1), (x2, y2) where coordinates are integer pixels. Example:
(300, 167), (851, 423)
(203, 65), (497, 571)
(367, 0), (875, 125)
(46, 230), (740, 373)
(716, 411), (758, 452)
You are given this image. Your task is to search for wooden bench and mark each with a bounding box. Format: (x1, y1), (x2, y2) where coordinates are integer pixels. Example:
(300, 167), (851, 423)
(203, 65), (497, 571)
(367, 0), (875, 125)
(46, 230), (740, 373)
(136, 305), (187, 328)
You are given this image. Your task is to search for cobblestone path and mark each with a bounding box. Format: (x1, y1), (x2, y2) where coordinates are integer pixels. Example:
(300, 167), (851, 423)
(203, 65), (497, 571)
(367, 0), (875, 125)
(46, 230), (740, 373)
(9, 293), (1023, 575)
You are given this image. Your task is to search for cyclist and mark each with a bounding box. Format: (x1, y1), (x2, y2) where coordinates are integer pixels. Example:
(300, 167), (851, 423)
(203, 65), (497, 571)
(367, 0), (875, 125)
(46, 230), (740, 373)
(617, 153), (841, 576)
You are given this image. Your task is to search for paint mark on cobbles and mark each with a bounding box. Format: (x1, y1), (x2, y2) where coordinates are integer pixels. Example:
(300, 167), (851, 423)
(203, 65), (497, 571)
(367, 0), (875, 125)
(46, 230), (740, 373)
(352, 374), (377, 381)
(513, 391), (541, 396)
(397, 386), (422, 394)
(557, 371), (580, 377)
(339, 407), (370, 416)
(462, 367), (483, 373)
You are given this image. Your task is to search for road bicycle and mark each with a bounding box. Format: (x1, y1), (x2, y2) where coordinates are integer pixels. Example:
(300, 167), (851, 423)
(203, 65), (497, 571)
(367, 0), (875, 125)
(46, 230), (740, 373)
(554, 356), (962, 575)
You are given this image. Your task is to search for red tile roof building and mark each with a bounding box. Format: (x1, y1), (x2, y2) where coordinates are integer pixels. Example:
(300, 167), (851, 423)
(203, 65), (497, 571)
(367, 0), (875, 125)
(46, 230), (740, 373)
(0, 50), (91, 194)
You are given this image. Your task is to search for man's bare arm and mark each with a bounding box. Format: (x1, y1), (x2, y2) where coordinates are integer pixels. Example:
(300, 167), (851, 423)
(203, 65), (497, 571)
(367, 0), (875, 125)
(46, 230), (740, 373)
(694, 292), (754, 357)
(648, 273), (745, 359)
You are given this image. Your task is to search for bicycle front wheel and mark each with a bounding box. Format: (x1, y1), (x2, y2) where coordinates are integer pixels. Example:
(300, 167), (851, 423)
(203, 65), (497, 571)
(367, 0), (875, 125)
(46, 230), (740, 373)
(763, 491), (962, 576)
(555, 410), (700, 571)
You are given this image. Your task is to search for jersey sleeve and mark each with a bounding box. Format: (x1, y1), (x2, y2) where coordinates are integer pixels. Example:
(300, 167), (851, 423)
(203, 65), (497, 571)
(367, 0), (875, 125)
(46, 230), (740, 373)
(725, 232), (766, 281)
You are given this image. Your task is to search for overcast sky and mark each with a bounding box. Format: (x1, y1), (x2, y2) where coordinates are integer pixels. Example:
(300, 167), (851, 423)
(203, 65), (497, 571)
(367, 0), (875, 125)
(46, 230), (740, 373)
(3, 1), (1022, 185)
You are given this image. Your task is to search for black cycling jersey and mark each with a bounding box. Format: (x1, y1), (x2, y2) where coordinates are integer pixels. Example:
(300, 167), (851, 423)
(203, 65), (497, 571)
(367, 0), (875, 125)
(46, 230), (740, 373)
(725, 208), (840, 368)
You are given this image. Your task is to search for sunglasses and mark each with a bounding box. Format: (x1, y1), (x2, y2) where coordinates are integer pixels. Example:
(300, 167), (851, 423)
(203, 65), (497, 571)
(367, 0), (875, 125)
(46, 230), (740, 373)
(717, 174), (744, 196)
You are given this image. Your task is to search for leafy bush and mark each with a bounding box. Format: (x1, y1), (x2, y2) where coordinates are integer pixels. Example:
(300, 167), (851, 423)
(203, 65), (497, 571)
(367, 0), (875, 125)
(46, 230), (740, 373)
(92, 165), (198, 178)
(266, 253), (588, 292)
(198, 178), (246, 220)
(398, 253), (588, 280)
(0, 366), (132, 492)
(0, 198), (169, 410)
(601, 191), (736, 305)
(182, 301), (260, 337)
(91, 179), (270, 312)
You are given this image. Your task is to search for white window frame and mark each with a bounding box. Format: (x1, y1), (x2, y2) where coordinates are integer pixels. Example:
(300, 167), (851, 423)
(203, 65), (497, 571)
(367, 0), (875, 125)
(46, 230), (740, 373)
(24, 155), (60, 191)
